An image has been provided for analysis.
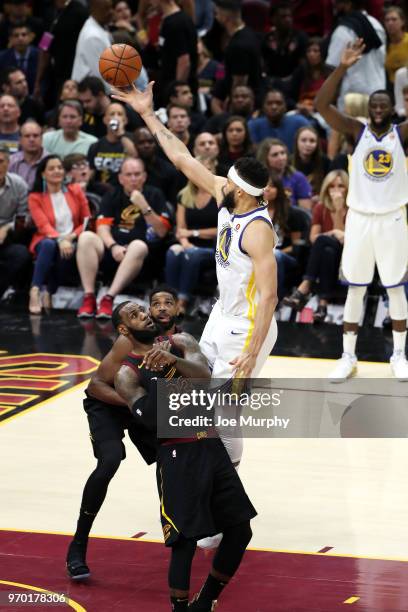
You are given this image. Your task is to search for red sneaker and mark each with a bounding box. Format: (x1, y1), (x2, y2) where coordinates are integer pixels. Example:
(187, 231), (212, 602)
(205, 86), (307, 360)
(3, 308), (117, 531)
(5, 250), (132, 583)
(96, 294), (113, 319)
(77, 293), (96, 318)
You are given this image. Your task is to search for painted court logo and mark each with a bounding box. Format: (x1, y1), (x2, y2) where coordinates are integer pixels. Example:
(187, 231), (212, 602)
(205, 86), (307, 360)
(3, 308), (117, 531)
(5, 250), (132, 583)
(215, 224), (232, 268)
(363, 149), (393, 179)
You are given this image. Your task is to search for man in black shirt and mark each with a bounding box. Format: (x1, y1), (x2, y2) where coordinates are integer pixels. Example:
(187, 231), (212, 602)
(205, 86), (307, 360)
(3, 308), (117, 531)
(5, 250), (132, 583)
(87, 102), (136, 188)
(0, 67), (44, 125)
(211, 0), (262, 113)
(205, 84), (255, 135)
(76, 157), (171, 319)
(78, 76), (110, 139)
(134, 126), (184, 206)
(167, 80), (206, 135)
(33, 0), (88, 98)
(155, 0), (198, 106)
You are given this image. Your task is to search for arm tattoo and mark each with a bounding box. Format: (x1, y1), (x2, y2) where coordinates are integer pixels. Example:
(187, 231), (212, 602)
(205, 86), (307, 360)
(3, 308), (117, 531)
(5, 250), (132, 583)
(159, 128), (174, 141)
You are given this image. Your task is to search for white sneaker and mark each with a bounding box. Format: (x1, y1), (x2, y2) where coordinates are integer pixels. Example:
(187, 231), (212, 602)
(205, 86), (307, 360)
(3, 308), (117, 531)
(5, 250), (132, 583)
(328, 353), (357, 383)
(390, 351), (408, 381)
(197, 533), (223, 550)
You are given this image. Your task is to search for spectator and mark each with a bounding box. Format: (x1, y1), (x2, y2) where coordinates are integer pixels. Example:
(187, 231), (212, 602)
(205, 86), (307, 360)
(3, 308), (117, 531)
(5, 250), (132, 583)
(112, 0), (138, 35)
(76, 157), (171, 319)
(326, 0), (386, 110)
(28, 155), (91, 314)
(0, 94), (21, 154)
(1, 67), (44, 125)
(205, 84), (255, 135)
(167, 80), (206, 134)
(165, 156), (218, 314)
(33, 0), (88, 98)
(154, 0), (198, 105)
(264, 170), (310, 300)
(248, 89), (310, 151)
(166, 103), (194, 150)
(134, 126), (183, 204)
(87, 102), (136, 188)
(9, 120), (49, 191)
(262, 1), (309, 80)
(217, 115), (254, 175)
(71, 0), (114, 83)
(384, 6), (408, 85)
(0, 146), (31, 299)
(195, 0), (214, 37)
(327, 91), (368, 159)
(63, 153), (105, 223)
(197, 38), (222, 95)
(283, 170), (348, 322)
(78, 76), (111, 139)
(0, 22), (39, 95)
(43, 100), (98, 158)
(257, 138), (312, 209)
(284, 37), (332, 109)
(211, 0), (262, 113)
(0, 0), (44, 49)
(293, 126), (330, 197)
(394, 64), (408, 117)
(44, 79), (80, 129)
(193, 132), (219, 158)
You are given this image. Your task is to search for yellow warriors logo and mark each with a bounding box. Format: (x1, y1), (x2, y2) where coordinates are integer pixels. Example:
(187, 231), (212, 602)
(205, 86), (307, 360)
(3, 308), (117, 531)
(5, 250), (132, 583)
(364, 149), (393, 178)
(217, 225), (232, 265)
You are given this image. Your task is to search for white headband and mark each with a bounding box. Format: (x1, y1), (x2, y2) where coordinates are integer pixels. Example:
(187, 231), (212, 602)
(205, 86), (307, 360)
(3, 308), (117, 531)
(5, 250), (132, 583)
(227, 166), (265, 197)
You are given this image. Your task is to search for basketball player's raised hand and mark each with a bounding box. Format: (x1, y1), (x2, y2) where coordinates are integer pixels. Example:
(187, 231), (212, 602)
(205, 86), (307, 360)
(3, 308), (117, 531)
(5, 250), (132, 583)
(111, 81), (155, 117)
(340, 38), (366, 68)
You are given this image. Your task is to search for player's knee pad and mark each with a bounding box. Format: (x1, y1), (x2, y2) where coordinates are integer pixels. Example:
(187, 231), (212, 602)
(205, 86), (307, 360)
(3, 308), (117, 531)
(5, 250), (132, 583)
(95, 440), (125, 477)
(218, 435), (243, 466)
(387, 286), (407, 321)
(343, 285), (367, 323)
(168, 537), (197, 591)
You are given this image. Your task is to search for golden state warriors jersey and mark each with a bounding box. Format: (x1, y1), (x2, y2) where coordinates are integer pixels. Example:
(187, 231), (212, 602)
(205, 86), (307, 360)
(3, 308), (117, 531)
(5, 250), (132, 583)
(347, 124), (408, 213)
(215, 205), (276, 319)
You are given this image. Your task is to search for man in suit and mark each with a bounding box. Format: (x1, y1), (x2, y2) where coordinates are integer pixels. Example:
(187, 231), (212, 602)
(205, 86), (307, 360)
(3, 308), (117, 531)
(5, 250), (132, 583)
(0, 22), (39, 94)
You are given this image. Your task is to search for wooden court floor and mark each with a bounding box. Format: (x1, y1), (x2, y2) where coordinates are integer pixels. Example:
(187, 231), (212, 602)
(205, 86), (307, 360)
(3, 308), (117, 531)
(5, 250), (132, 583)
(2, 349), (408, 610)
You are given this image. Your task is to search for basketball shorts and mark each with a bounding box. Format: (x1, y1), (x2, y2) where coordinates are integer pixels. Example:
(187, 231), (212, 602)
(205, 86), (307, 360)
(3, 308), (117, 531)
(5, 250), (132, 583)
(340, 207), (408, 287)
(157, 437), (257, 546)
(83, 393), (158, 465)
(199, 301), (278, 378)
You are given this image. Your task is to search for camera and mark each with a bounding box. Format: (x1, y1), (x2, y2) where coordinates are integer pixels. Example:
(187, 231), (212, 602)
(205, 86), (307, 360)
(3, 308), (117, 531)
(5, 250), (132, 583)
(109, 118), (120, 131)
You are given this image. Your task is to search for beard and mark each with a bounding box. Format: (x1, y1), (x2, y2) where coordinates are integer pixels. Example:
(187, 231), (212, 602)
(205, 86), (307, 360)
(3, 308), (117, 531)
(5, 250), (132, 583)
(154, 315), (177, 333)
(220, 190), (237, 210)
(128, 326), (159, 343)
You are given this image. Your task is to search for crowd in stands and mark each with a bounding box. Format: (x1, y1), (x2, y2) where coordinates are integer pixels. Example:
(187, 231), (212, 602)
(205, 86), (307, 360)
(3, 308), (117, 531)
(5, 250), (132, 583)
(0, 0), (405, 322)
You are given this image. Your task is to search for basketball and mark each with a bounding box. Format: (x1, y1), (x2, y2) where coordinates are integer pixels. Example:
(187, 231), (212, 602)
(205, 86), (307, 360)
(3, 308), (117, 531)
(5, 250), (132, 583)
(98, 44), (142, 87)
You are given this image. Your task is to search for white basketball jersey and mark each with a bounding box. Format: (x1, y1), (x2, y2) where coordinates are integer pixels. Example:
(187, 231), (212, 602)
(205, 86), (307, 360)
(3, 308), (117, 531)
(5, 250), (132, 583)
(347, 124), (408, 213)
(215, 205), (276, 318)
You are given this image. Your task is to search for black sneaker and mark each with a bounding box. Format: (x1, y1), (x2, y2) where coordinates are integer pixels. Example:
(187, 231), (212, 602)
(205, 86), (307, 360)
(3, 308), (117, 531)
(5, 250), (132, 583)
(66, 540), (90, 580)
(188, 595), (217, 611)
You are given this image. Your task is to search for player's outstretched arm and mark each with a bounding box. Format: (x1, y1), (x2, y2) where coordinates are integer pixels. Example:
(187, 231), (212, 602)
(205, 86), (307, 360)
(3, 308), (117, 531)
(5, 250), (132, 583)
(316, 39), (365, 138)
(230, 221), (278, 378)
(111, 83), (226, 199)
(115, 364), (147, 410)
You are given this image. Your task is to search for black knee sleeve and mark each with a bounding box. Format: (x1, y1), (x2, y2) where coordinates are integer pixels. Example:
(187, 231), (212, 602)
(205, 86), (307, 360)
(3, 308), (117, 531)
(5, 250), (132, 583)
(212, 521), (252, 577)
(168, 537), (197, 591)
(81, 440), (124, 514)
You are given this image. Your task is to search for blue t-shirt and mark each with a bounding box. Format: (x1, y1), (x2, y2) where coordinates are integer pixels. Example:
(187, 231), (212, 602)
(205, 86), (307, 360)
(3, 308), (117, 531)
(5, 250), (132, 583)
(248, 114), (310, 151)
(283, 171), (312, 206)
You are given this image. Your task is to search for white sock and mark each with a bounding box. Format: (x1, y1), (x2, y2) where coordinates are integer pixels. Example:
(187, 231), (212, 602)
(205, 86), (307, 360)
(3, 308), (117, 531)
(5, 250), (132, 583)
(343, 332), (357, 357)
(392, 330), (406, 354)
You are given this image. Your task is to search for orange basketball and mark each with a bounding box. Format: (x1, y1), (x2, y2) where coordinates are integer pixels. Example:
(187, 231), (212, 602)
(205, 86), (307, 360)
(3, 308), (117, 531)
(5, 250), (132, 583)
(99, 44), (142, 88)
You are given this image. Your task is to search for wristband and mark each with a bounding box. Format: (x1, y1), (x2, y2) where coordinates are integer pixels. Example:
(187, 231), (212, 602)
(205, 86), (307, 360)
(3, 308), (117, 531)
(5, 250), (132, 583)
(108, 242), (118, 251)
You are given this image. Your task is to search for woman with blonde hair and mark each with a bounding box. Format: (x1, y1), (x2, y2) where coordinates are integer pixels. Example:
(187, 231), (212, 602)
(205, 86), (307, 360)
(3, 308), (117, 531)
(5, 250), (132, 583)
(164, 156), (218, 314)
(283, 170), (348, 322)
